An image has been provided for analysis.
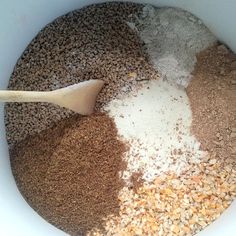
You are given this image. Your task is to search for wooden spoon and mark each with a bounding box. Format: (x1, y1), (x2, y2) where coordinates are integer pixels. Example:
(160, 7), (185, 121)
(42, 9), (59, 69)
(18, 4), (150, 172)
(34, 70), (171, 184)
(0, 80), (104, 115)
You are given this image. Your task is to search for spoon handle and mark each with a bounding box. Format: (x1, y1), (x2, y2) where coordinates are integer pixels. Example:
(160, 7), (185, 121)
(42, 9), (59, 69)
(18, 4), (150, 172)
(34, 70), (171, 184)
(0, 90), (52, 103)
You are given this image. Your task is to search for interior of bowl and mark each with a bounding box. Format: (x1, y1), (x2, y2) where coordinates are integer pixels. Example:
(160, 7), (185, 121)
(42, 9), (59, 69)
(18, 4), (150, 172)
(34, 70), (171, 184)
(0, 1), (235, 235)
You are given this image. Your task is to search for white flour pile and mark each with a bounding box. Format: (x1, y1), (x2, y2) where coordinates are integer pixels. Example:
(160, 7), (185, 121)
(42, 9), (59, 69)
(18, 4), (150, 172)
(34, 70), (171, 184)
(105, 79), (206, 183)
(105, 6), (215, 184)
(127, 5), (217, 87)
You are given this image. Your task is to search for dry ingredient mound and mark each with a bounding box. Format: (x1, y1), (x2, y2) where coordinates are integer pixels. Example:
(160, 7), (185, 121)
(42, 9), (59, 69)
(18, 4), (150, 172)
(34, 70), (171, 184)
(187, 44), (236, 166)
(90, 163), (236, 236)
(105, 78), (205, 183)
(6, 2), (236, 236)
(5, 2), (159, 147)
(127, 5), (217, 87)
(11, 113), (127, 235)
(89, 44), (236, 236)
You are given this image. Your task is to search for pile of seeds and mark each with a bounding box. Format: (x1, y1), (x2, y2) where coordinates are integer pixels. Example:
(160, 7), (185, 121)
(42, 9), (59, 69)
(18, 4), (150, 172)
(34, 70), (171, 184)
(5, 2), (236, 236)
(11, 113), (127, 235)
(5, 2), (157, 147)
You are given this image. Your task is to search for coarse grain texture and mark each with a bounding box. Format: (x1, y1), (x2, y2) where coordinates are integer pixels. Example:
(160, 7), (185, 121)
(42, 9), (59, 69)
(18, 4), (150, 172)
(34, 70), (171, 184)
(5, 2), (158, 147)
(88, 44), (236, 236)
(187, 44), (236, 166)
(7, 3), (236, 235)
(89, 158), (236, 236)
(11, 113), (127, 235)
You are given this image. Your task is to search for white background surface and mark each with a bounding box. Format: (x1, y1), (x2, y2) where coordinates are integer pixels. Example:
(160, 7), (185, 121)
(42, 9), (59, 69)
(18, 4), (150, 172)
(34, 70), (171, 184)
(0, 1), (235, 235)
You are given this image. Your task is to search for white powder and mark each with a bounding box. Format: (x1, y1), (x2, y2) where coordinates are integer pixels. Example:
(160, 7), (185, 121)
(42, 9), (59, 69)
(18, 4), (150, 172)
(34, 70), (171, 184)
(105, 79), (205, 183)
(104, 6), (215, 183)
(127, 6), (217, 87)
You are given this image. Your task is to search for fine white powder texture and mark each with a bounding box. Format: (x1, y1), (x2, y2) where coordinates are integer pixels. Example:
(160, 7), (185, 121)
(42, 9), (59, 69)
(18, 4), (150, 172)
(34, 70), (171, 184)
(127, 6), (217, 87)
(104, 6), (214, 183)
(105, 79), (205, 183)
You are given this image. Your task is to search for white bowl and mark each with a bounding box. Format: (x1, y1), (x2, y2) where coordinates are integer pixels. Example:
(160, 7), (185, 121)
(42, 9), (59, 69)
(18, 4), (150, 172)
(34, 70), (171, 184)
(0, 1), (235, 235)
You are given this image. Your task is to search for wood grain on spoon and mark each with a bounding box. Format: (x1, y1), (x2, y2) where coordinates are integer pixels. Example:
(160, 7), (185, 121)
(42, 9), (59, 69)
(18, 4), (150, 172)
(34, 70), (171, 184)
(0, 80), (104, 115)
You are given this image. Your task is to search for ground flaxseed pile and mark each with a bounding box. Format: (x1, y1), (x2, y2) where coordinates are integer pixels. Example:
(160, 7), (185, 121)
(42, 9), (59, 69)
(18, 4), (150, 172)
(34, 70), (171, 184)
(5, 2), (158, 147)
(11, 113), (127, 235)
(88, 44), (236, 236)
(187, 44), (236, 166)
(6, 2), (236, 236)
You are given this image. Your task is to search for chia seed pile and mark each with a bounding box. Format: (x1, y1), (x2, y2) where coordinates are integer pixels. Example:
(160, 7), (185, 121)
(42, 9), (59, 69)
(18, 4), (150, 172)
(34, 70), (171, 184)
(5, 2), (236, 236)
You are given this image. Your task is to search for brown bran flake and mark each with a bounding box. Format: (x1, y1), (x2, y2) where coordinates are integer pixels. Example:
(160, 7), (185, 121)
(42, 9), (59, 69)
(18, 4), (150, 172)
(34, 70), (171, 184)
(130, 171), (144, 193)
(11, 113), (127, 235)
(187, 44), (236, 166)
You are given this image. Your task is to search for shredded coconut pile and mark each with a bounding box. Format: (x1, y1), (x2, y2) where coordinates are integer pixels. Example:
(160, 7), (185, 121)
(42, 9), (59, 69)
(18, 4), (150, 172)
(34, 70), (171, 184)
(127, 5), (217, 87)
